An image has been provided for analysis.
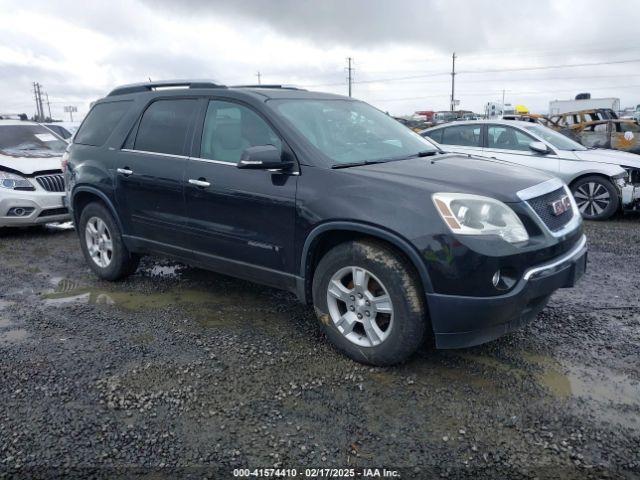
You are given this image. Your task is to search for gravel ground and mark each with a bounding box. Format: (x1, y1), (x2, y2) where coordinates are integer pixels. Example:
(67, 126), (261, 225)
(0, 219), (638, 479)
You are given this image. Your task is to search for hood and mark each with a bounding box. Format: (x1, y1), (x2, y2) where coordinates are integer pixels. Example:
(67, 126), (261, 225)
(0, 153), (63, 175)
(344, 153), (555, 203)
(570, 148), (640, 169)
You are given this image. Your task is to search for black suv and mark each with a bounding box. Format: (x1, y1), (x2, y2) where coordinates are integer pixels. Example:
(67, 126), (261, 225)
(65, 80), (587, 366)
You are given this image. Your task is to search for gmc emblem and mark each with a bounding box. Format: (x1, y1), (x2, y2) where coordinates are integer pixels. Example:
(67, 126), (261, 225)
(550, 195), (572, 216)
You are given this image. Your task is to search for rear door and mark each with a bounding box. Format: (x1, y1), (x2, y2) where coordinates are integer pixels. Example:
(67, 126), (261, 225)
(183, 98), (298, 278)
(482, 124), (560, 175)
(115, 98), (198, 247)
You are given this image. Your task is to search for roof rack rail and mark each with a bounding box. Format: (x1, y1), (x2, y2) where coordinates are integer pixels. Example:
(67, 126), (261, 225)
(107, 79), (226, 97)
(231, 84), (306, 91)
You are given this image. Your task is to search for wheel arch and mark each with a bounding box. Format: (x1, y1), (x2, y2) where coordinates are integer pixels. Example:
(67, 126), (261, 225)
(71, 186), (124, 232)
(568, 171), (618, 191)
(299, 221), (434, 305)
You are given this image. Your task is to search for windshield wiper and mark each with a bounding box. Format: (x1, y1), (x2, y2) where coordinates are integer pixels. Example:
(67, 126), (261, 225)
(331, 159), (389, 169)
(416, 150), (439, 157)
(331, 150), (440, 169)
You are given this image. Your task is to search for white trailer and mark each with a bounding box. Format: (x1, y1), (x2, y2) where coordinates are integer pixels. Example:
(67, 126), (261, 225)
(549, 97), (620, 115)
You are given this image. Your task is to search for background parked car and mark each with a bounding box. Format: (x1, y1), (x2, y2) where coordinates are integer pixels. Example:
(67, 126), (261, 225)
(0, 119), (71, 227)
(552, 118), (640, 155)
(43, 122), (81, 140)
(421, 120), (640, 220)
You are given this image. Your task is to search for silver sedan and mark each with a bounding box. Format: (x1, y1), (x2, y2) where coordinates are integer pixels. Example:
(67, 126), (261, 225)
(421, 120), (640, 220)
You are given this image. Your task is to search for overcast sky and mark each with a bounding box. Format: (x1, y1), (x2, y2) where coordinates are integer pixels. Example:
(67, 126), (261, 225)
(2, 0), (640, 120)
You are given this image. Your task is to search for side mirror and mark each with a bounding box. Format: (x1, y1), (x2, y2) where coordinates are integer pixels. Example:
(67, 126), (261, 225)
(237, 145), (293, 170)
(529, 141), (549, 154)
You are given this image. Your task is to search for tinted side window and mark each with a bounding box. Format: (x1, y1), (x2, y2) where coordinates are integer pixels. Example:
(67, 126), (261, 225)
(200, 100), (281, 164)
(487, 126), (534, 151)
(424, 129), (443, 143)
(441, 125), (482, 147)
(134, 99), (198, 156)
(74, 101), (132, 146)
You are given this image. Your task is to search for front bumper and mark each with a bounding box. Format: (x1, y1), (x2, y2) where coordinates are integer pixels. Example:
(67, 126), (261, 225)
(0, 189), (71, 227)
(427, 234), (587, 349)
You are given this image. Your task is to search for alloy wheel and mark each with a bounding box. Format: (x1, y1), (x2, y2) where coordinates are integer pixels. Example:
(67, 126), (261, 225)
(326, 266), (394, 347)
(573, 181), (611, 217)
(85, 216), (113, 268)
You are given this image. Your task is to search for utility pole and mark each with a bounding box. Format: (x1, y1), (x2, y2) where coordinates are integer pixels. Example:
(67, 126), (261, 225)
(32, 83), (39, 121)
(450, 52), (456, 112)
(347, 57), (353, 97)
(33, 82), (45, 122)
(256, 71), (261, 85)
(37, 83), (44, 122)
(45, 92), (52, 121)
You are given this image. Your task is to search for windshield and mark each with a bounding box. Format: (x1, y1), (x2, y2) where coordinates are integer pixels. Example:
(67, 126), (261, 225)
(271, 99), (438, 165)
(0, 125), (67, 157)
(523, 124), (586, 151)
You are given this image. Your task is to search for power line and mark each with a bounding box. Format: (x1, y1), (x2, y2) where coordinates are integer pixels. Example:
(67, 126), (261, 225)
(368, 83), (640, 103)
(458, 58), (640, 75)
(299, 57), (640, 89)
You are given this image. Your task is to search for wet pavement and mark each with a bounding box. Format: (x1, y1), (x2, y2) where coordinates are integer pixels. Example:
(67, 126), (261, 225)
(0, 220), (638, 478)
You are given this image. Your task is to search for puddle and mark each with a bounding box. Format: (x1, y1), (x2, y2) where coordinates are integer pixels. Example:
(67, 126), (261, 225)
(42, 278), (295, 334)
(523, 352), (640, 406)
(0, 328), (28, 344)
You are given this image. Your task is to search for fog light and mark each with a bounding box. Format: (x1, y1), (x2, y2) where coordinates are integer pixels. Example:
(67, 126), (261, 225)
(492, 267), (518, 291)
(7, 207), (34, 217)
(492, 270), (501, 287)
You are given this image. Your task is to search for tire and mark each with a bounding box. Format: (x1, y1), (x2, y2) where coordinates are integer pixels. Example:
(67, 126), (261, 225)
(570, 175), (619, 221)
(312, 239), (427, 366)
(78, 202), (139, 280)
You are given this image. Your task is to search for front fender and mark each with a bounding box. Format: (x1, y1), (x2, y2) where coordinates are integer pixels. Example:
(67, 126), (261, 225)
(299, 221), (435, 303)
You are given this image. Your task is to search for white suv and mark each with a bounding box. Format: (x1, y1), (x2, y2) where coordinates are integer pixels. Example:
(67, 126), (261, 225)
(0, 119), (71, 227)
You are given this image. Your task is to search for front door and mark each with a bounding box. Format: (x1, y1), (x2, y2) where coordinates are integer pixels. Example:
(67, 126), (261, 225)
(115, 98), (199, 247)
(482, 124), (560, 175)
(183, 99), (298, 276)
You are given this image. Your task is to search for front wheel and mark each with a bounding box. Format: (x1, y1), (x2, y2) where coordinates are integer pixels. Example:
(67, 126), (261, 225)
(571, 176), (619, 221)
(312, 239), (427, 366)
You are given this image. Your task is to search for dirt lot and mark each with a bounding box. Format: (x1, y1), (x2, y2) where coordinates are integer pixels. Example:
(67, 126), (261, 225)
(0, 219), (639, 479)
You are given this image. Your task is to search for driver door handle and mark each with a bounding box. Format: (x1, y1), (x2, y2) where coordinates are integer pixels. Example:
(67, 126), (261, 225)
(188, 178), (211, 188)
(117, 167), (133, 176)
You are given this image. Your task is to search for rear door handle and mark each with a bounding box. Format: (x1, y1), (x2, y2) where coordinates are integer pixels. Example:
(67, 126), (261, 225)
(188, 178), (211, 188)
(117, 168), (133, 176)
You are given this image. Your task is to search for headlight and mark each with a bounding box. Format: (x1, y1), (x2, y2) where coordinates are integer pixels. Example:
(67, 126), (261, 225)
(0, 171), (34, 190)
(615, 174), (628, 187)
(432, 193), (529, 244)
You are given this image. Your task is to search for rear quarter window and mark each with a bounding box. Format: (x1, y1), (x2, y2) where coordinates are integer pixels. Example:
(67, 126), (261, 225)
(74, 101), (132, 146)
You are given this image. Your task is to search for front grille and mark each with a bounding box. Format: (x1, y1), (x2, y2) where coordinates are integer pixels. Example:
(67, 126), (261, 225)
(526, 187), (574, 232)
(36, 174), (65, 192)
(38, 207), (69, 218)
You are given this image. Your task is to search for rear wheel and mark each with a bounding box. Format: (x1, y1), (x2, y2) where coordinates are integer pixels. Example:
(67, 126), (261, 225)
(571, 175), (619, 221)
(312, 239), (427, 366)
(78, 202), (139, 280)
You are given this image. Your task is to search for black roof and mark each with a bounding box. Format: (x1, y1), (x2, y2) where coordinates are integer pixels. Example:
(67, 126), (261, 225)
(105, 79), (349, 101)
